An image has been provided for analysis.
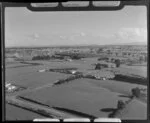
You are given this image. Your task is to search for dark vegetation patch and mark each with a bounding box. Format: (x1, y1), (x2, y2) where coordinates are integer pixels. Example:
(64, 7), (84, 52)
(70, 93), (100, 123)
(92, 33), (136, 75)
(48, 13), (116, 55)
(131, 87), (147, 103)
(55, 53), (86, 59)
(7, 65), (33, 68)
(101, 98), (133, 118)
(48, 68), (80, 75)
(32, 55), (54, 60)
(114, 74), (147, 85)
(32, 53), (85, 60)
(53, 74), (83, 86)
(7, 61), (42, 68)
(118, 95), (132, 98)
(18, 96), (50, 107)
(100, 108), (118, 118)
(19, 61), (42, 66)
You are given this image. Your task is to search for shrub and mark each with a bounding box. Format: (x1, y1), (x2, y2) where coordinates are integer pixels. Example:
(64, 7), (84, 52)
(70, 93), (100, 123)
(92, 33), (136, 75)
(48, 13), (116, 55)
(114, 59), (120, 67)
(97, 48), (103, 54)
(97, 57), (109, 61)
(32, 55), (51, 60)
(131, 87), (141, 98)
(84, 74), (95, 79)
(117, 100), (125, 109)
(95, 63), (108, 70)
(70, 55), (81, 60)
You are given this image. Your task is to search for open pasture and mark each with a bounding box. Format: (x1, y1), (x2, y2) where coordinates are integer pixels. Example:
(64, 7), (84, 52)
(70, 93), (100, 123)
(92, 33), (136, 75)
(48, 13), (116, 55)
(6, 104), (46, 120)
(21, 78), (139, 118)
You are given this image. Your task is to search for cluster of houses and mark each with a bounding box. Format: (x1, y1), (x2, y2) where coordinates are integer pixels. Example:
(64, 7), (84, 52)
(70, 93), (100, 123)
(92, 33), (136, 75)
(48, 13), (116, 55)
(38, 69), (47, 72)
(5, 82), (17, 92)
(5, 82), (26, 93)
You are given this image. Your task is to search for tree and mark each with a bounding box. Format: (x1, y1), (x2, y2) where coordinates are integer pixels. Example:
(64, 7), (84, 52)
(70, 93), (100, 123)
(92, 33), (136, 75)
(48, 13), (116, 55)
(95, 63), (102, 70)
(144, 55), (147, 62)
(123, 52), (127, 56)
(97, 48), (103, 54)
(114, 59), (120, 67)
(139, 56), (144, 63)
(117, 100), (125, 109)
(32, 55), (51, 60)
(71, 54), (81, 60)
(95, 63), (107, 70)
(131, 87), (141, 98)
(111, 58), (115, 63)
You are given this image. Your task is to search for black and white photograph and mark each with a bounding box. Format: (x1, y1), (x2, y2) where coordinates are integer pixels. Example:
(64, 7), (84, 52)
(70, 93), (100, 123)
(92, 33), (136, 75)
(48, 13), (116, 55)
(2, 1), (148, 121)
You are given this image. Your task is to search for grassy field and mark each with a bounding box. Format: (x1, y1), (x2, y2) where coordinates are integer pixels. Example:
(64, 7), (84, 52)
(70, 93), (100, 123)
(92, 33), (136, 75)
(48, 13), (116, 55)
(112, 65), (147, 78)
(115, 99), (147, 119)
(20, 78), (146, 118)
(6, 68), (71, 89)
(6, 104), (46, 120)
(5, 58), (147, 119)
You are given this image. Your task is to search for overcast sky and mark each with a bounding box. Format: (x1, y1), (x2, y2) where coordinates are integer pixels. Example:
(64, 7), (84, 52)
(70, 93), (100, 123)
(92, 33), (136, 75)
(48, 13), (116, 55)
(5, 6), (147, 47)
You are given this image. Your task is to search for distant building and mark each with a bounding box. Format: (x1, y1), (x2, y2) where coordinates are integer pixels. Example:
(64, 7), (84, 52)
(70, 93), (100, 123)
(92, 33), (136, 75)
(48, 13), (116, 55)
(14, 53), (20, 58)
(71, 70), (77, 74)
(38, 69), (46, 72)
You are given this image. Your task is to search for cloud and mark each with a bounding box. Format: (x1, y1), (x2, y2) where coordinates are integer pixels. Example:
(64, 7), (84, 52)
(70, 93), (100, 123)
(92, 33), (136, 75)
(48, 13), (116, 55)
(59, 35), (66, 39)
(114, 27), (147, 41)
(80, 32), (86, 36)
(28, 33), (40, 40)
(33, 33), (39, 38)
(25, 33), (41, 43)
(62, 32), (86, 41)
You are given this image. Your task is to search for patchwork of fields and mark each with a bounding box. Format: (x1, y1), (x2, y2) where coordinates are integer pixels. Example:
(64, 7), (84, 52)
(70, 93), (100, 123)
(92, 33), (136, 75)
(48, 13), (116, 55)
(20, 78), (146, 118)
(5, 58), (147, 120)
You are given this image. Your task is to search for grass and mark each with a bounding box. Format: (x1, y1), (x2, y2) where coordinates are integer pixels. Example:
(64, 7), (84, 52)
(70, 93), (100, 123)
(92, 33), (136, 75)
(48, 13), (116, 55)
(21, 78), (130, 117)
(6, 58), (147, 119)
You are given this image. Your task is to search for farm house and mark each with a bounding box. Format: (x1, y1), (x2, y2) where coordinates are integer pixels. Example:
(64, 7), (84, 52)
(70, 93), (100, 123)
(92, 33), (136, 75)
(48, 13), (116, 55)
(5, 82), (17, 92)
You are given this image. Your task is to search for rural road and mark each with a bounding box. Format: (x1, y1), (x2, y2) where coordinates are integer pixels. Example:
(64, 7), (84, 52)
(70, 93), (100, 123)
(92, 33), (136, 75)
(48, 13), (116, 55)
(6, 96), (80, 119)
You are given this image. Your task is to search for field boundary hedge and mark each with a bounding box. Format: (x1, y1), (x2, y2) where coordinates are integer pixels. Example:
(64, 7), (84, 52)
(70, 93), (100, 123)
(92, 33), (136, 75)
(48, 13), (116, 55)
(114, 74), (147, 85)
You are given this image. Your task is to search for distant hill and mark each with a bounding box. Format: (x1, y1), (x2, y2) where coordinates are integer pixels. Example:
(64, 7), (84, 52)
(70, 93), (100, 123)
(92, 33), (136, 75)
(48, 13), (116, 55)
(5, 42), (147, 49)
(111, 42), (147, 46)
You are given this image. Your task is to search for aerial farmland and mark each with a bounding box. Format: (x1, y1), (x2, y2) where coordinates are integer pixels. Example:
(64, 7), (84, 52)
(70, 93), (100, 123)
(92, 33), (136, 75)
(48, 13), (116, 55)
(4, 5), (148, 121)
(5, 45), (147, 120)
